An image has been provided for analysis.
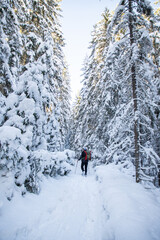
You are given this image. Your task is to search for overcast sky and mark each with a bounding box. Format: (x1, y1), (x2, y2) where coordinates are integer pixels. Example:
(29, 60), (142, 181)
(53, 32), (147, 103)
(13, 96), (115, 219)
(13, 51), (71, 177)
(60, 0), (156, 101)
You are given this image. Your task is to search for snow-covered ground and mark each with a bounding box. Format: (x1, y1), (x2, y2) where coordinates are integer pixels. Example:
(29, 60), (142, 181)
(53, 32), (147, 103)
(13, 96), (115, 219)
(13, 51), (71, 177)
(0, 162), (160, 240)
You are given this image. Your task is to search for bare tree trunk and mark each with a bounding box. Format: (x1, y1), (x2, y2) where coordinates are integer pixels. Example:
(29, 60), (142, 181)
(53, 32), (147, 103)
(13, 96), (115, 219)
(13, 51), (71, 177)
(128, 0), (140, 183)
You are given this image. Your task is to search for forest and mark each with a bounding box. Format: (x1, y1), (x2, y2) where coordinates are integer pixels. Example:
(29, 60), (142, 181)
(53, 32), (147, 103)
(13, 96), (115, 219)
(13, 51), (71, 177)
(0, 1), (160, 239)
(0, 0), (160, 200)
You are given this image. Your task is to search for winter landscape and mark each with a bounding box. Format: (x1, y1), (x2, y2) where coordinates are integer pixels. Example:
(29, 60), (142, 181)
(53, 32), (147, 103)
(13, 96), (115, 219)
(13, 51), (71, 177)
(0, 0), (160, 240)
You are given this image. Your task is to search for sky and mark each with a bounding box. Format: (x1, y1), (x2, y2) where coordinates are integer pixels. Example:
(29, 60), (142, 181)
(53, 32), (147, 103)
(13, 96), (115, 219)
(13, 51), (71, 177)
(60, 0), (156, 101)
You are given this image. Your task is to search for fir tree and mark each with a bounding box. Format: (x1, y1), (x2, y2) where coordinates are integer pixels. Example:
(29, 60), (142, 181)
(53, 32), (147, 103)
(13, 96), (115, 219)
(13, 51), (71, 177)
(104, 0), (159, 183)
(0, 0), (71, 196)
(72, 9), (111, 159)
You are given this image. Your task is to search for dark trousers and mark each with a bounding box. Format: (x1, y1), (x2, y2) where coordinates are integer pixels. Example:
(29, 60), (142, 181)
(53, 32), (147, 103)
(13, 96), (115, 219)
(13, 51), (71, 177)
(81, 160), (88, 175)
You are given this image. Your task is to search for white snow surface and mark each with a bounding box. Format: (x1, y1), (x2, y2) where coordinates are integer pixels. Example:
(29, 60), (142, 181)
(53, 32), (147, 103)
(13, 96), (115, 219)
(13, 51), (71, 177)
(0, 126), (21, 141)
(0, 163), (160, 240)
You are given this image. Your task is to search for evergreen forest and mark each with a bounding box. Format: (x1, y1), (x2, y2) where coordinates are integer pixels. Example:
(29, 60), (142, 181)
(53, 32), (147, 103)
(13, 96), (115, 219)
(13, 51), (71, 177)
(0, 0), (160, 199)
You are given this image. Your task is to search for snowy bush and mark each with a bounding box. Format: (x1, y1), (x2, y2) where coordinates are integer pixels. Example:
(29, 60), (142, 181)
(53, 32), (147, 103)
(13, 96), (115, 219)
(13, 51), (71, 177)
(23, 150), (75, 194)
(64, 149), (76, 165)
(0, 126), (30, 199)
(0, 140), (75, 198)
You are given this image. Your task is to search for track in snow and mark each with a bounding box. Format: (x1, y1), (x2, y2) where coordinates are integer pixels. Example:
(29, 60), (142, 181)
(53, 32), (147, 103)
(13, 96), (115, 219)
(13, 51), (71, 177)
(0, 164), (113, 240)
(30, 173), (111, 240)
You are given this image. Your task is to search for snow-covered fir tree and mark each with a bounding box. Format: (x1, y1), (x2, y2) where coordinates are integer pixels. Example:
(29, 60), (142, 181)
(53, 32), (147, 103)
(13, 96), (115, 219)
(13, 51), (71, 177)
(73, 1), (160, 185)
(69, 91), (81, 156)
(71, 9), (111, 158)
(105, 0), (160, 184)
(0, 0), (73, 198)
(150, 1), (160, 159)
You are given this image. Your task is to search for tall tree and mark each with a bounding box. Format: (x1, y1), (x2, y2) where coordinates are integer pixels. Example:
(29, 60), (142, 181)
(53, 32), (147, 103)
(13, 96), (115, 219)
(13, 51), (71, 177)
(72, 9), (111, 157)
(73, 1), (160, 185)
(0, 0), (71, 196)
(103, 0), (159, 183)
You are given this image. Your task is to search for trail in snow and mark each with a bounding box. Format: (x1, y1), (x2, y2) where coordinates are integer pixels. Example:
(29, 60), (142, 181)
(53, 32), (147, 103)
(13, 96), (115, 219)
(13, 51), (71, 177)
(1, 162), (160, 240)
(31, 175), (110, 240)
(45, 174), (109, 240)
(0, 163), (111, 240)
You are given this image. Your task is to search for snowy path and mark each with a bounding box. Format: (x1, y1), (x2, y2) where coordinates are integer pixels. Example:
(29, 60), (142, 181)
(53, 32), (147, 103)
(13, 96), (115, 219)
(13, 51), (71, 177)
(0, 167), (110, 240)
(44, 174), (109, 240)
(1, 163), (160, 240)
(33, 175), (109, 240)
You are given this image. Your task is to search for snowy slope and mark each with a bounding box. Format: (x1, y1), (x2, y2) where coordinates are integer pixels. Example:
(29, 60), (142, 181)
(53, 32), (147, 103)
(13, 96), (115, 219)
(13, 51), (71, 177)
(96, 164), (160, 240)
(0, 162), (160, 240)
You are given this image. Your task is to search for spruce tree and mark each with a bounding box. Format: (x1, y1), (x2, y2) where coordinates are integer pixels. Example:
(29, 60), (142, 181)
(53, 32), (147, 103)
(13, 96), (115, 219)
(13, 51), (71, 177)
(104, 0), (159, 183)
(72, 9), (111, 159)
(0, 0), (71, 196)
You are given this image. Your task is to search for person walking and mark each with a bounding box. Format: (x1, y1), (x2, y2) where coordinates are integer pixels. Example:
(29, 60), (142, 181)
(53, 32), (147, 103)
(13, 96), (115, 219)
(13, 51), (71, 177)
(79, 147), (90, 176)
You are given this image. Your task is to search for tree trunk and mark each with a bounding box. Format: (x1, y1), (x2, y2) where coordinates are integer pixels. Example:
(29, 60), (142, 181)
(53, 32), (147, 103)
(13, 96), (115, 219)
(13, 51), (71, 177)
(128, 0), (140, 183)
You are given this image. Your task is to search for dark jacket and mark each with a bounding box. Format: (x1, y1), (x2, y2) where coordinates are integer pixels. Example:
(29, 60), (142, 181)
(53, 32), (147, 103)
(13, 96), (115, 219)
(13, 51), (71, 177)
(79, 150), (86, 161)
